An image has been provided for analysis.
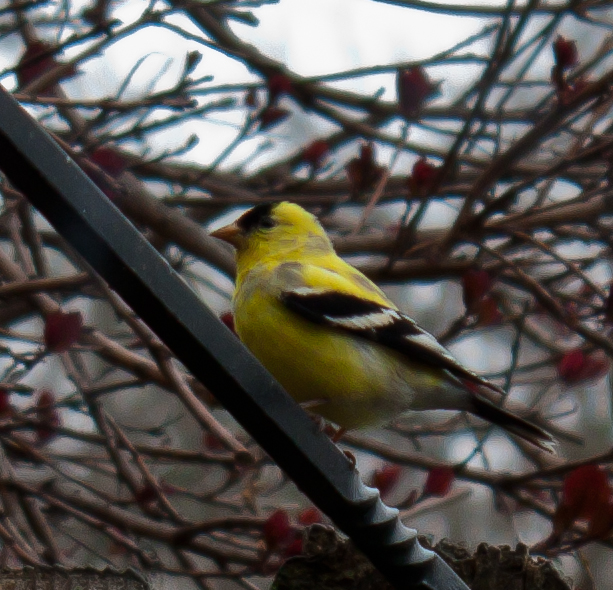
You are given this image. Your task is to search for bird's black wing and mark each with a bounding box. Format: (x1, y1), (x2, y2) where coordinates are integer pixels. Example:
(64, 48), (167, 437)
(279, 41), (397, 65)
(280, 288), (503, 394)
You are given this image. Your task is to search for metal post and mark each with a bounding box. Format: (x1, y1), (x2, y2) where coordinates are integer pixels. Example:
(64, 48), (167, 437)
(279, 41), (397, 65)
(0, 87), (468, 590)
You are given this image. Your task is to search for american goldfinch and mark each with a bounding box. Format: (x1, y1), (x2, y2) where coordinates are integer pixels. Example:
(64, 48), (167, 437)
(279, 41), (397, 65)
(211, 202), (554, 452)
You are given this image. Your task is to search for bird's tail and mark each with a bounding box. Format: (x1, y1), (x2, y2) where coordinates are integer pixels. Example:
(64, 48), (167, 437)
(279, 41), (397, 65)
(470, 394), (556, 453)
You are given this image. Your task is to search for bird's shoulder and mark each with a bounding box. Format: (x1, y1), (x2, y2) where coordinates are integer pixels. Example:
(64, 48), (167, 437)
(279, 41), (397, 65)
(270, 259), (392, 307)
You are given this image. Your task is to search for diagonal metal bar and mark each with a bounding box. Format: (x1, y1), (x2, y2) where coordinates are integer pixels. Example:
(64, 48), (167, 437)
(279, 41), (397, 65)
(0, 87), (468, 590)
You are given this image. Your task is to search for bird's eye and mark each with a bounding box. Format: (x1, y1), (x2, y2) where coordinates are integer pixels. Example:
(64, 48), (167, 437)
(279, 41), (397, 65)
(259, 216), (275, 229)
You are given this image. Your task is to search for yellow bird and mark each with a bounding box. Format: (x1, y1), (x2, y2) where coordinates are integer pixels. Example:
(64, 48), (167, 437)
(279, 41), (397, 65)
(211, 202), (554, 452)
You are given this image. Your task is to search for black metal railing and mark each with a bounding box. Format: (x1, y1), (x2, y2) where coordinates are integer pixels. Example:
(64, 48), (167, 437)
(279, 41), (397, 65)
(0, 86), (469, 590)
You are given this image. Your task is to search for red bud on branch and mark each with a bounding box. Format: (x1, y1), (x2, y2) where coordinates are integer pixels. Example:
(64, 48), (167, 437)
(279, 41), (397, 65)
(267, 73), (293, 102)
(91, 146), (129, 176)
(557, 349), (609, 385)
(263, 509), (292, 549)
(0, 390), (11, 417)
(260, 106), (290, 130)
(553, 36), (578, 70)
(423, 467), (455, 497)
(203, 432), (225, 451)
(17, 41), (78, 92)
(283, 536), (303, 557)
(462, 269), (492, 314)
(87, 147), (130, 200)
(397, 66), (439, 117)
(345, 142), (384, 195)
(371, 464), (401, 499)
(35, 390), (61, 443)
(44, 311), (83, 352)
(297, 507), (322, 526)
(219, 312), (236, 335)
(301, 140), (329, 169)
(552, 465), (613, 541)
(477, 296), (503, 326)
(245, 88), (258, 108)
(408, 157), (439, 196)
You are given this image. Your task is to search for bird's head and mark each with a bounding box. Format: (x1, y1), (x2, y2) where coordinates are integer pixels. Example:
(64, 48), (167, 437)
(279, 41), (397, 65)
(211, 202), (334, 268)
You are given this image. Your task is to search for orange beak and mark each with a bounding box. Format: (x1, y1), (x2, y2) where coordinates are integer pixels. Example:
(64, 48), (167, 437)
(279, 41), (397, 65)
(210, 222), (242, 247)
